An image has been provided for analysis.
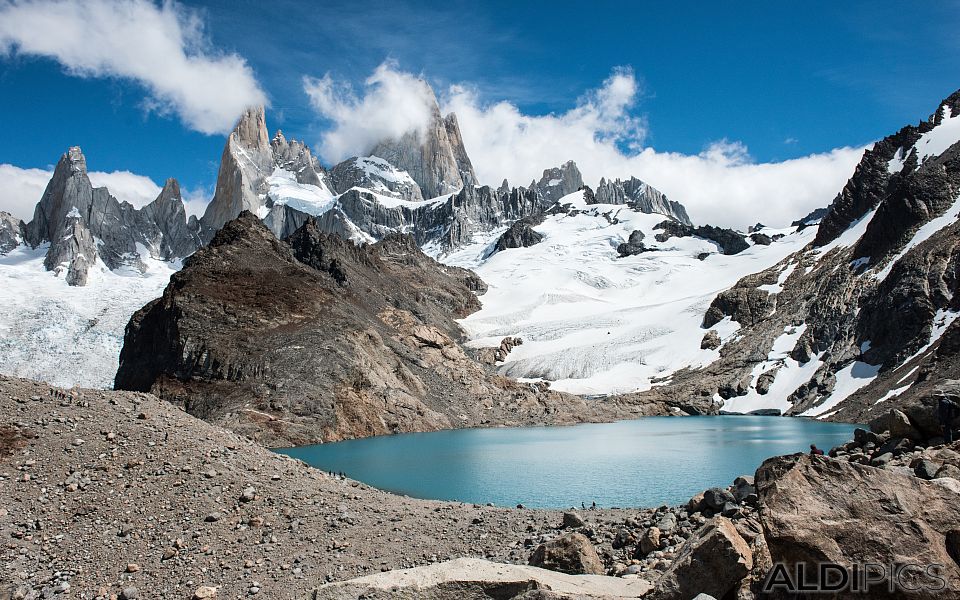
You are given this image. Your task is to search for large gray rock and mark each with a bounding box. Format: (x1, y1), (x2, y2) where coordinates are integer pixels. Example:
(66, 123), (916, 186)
(757, 453), (960, 598)
(199, 106), (274, 239)
(0, 211), (23, 255)
(312, 557), (652, 600)
(528, 532), (604, 575)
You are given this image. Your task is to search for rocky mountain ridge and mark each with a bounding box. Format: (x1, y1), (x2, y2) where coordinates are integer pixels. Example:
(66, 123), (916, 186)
(113, 211), (670, 446)
(5, 147), (201, 286)
(629, 90), (960, 422)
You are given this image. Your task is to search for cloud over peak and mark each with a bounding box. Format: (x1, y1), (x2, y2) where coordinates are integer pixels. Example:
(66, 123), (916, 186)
(304, 62), (437, 163)
(0, 0), (268, 134)
(305, 62), (865, 228)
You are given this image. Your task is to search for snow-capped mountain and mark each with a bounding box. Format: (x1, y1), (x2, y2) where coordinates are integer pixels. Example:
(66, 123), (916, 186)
(6, 77), (957, 428)
(6, 146), (201, 285)
(0, 85), (689, 391)
(623, 90), (960, 420)
(197, 103), (689, 251)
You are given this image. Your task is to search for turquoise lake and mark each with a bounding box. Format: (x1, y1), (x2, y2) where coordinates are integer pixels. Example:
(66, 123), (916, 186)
(278, 416), (858, 509)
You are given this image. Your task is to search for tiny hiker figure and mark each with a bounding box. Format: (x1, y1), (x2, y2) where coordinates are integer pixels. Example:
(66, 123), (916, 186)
(809, 444), (824, 456)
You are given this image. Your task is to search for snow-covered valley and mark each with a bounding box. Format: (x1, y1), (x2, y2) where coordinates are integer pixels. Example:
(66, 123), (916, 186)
(439, 191), (817, 395)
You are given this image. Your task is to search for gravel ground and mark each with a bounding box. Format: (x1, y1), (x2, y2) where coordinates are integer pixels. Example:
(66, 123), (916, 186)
(1, 375), (662, 599)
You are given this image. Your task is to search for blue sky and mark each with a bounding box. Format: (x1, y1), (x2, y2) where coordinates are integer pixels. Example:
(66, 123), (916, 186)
(0, 0), (957, 226)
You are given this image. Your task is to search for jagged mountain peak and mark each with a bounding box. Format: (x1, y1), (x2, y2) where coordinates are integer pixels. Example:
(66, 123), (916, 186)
(16, 146), (200, 286)
(233, 105), (271, 152)
(814, 88), (960, 249)
(65, 145), (87, 174)
(368, 89), (477, 198)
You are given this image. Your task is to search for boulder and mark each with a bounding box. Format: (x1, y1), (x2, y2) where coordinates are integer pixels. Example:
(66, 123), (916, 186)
(561, 511), (585, 528)
(914, 459), (940, 480)
(645, 517), (752, 600)
(887, 409), (922, 440)
(702, 487), (735, 511)
(756, 454), (960, 598)
(935, 464), (960, 479)
(700, 330), (721, 350)
(755, 368), (779, 395)
(687, 491), (705, 513)
(731, 475), (756, 502)
(612, 528), (636, 549)
(528, 532), (604, 575)
(638, 527), (662, 556)
(655, 512), (677, 533)
(312, 557), (652, 599)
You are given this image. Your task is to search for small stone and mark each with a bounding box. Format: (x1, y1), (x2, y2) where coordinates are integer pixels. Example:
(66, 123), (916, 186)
(125, 563), (140, 573)
(205, 512), (222, 522)
(161, 547), (177, 560)
(240, 486), (256, 503)
(120, 587), (139, 600)
(193, 586), (217, 599)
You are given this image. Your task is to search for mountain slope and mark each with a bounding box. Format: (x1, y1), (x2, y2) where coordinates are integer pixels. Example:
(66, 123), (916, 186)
(114, 212), (655, 445)
(630, 90), (960, 419)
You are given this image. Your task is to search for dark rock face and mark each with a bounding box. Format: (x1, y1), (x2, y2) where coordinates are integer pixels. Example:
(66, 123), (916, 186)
(20, 147), (200, 285)
(654, 220), (749, 255)
(114, 212), (618, 446)
(0, 211), (24, 255)
(815, 89), (960, 249)
(702, 281), (774, 328)
(633, 91), (960, 420)
(595, 176), (692, 225)
(700, 330), (721, 350)
(791, 207), (828, 229)
(750, 232), (772, 246)
(492, 218), (544, 253)
(617, 230), (648, 257)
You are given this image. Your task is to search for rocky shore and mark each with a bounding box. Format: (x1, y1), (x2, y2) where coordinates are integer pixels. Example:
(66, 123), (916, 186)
(4, 374), (960, 599)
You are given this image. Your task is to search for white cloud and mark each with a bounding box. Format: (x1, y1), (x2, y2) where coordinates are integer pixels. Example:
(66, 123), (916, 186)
(304, 63), (866, 229)
(303, 62), (437, 163)
(443, 76), (865, 229)
(0, 0), (267, 134)
(0, 164), (50, 221)
(0, 163), (209, 221)
(87, 170), (161, 207)
(180, 185), (210, 218)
